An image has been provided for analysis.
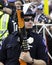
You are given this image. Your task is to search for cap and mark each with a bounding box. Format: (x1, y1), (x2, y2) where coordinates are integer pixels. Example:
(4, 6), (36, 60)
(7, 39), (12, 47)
(24, 9), (32, 15)
(24, 8), (35, 18)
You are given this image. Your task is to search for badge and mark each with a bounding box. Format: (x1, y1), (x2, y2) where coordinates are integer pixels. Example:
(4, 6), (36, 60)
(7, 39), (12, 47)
(17, 37), (20, 42)
(27, 37), (34, 44)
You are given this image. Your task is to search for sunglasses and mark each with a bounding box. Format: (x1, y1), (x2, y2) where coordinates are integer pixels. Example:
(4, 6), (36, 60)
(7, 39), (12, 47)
(24, 18), (34, 22)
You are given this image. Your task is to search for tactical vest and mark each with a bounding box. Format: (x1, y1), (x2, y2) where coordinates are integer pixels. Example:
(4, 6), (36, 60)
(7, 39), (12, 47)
(0, 11), (9, 40)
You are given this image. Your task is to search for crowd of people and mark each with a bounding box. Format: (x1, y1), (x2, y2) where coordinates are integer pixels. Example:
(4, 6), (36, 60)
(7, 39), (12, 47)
(0, 0), (52, 65)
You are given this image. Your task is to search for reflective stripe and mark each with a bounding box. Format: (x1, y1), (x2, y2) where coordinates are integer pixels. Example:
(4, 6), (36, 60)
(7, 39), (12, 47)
(2, 14), (7, 29)
(1, 14), (9, 30)
(0, 30), (8, 39)
(0, 30), (3, 34)
(12, 20), (18, 32)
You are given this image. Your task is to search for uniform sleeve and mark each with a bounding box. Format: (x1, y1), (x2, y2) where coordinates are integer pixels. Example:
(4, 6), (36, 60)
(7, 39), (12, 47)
(0, 39), (7, 64)
(37, 35), (48, 64)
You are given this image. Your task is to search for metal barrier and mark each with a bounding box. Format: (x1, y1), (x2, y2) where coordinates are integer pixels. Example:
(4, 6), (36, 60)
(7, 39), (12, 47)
(35, 24), (52, 38)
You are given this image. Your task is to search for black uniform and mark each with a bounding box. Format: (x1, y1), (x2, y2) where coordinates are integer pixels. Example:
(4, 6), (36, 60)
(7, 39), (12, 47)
(0, 29), (48, 65)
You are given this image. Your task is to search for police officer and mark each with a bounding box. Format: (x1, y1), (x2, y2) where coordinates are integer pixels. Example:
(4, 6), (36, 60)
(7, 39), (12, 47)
(0, 2), (48, 65)
(0, 0), (11, 52)
(0, 0), (17, 35)
(0, 0), (10, 41)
